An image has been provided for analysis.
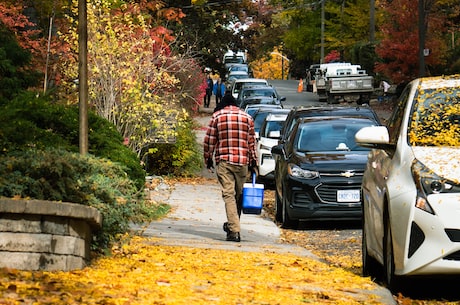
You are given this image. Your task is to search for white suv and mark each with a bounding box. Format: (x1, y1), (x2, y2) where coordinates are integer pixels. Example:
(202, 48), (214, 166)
(230, 78), (269, 99)
(356, 75), (460, 290)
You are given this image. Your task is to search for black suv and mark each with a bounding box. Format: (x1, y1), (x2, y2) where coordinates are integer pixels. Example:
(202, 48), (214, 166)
(279, 105), (381, 145)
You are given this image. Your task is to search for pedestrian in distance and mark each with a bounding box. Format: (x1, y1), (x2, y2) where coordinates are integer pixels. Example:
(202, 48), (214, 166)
(203, 93), (258, 242)
(379, 80), (391, 102)
(381, 80), (391, 96)
(213, 78), (226, 106)
(213, 86), (233, 113)
(204, 75), (213, 108)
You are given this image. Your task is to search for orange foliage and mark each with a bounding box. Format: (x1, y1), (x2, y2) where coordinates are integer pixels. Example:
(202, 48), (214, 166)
(375, 0), (447, 84)
(0, 2), (46, 75)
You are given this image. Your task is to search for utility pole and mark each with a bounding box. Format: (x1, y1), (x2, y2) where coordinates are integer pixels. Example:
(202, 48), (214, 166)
(320, 0), (325, 63)
(418, 0), (426, 77)
(78, 0), (88, 154)
(270, 52), (290, 80)
(370, 0), (375, 43)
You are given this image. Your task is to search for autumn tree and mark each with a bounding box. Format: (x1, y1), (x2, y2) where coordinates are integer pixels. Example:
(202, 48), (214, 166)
(267, 0), (380, 77)
(165, 0), (272, 75)
(0, 1), (45, 101)
(58, 0), (198, 158)
(275, 6), (320, 65)
(251, 47), (289, 79)
(374, 0), (449, 84)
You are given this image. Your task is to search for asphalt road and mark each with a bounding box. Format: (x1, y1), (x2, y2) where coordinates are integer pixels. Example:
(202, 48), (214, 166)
(268, 79), (322, 108)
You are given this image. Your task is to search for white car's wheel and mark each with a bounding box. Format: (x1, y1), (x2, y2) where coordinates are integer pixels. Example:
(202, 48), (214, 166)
(362, 213), (380, 279)
(383, 210), (401, 291)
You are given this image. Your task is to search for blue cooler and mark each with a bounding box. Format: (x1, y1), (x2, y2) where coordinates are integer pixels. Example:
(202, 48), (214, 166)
(242, 173), (264, 214)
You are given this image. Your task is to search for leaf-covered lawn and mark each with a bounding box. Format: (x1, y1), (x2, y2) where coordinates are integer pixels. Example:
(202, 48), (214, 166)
(0, 236), (384, 305)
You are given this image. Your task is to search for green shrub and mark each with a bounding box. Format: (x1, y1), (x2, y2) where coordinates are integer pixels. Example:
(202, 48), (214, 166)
(142, 118), (202, 176)
(0, 148), (169, 248)
(0, 92), (145, 188)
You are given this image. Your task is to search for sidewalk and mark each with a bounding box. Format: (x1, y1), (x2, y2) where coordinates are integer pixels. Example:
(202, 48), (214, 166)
(133, 107), (317, 255)
(136, 179), (320, 256)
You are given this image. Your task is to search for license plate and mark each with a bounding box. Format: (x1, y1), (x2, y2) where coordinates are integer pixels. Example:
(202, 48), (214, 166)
(337, 189), (360, 202)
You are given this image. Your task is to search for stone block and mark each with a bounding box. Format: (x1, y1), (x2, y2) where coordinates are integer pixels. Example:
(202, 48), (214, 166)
(39, 254), (86, 271)
(0, 232), (51, 252)
(0, 198), (101, 271)
(68, 219), (92, 240)
(0, 252), (42, 270)
(0, 252), (86, 271)
(42, 216), (69, 235)
(51, 235), (87, 257)
(0, 214), (41, 233)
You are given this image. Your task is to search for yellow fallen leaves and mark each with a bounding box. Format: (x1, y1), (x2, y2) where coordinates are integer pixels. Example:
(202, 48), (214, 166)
(0, 236), (385, 305)
(281, 229), (362, 275)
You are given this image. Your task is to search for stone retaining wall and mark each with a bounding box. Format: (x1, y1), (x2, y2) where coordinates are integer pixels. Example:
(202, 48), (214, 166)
(0, 198), (102, 271)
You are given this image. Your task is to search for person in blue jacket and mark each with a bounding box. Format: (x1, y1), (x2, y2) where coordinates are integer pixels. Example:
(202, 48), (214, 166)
(213, 78), (226, 106)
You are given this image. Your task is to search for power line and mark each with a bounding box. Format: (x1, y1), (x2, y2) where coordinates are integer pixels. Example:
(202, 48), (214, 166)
(180, 0), (242, 9)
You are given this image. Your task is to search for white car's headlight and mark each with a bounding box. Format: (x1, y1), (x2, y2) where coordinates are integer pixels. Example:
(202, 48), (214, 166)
(411, 160), (454, 214)
(288, 164), (319, 179)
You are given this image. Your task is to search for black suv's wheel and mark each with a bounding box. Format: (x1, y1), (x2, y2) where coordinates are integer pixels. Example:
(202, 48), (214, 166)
(281, 196), (298, 229)
(275, 190), (282, 222)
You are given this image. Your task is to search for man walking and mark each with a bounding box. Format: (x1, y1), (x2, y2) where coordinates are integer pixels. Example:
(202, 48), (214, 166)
(203, 93), (257, 242)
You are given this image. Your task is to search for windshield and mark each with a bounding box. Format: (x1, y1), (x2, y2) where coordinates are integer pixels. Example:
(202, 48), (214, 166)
(295, 120), (373, 152)
(409, 87), (460, 147)
(261, 120), (284, 138)
(253, 113), (270, 132)
(243, 89), (276, 99)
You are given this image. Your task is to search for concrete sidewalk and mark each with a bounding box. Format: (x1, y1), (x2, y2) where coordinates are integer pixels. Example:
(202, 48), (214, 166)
(133, 108), (319, 255)
(135, 180), (318, 256)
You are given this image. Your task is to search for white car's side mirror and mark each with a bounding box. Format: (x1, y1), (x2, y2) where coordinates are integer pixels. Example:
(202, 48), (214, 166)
(355, 126), (390, 147)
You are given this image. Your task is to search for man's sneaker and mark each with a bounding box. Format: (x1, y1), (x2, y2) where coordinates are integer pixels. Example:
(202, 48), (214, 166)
(226, 232), (240, 242)
(223, 222), (230, 233)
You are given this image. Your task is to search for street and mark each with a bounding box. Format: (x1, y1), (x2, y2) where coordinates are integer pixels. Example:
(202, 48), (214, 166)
(268, 79), (322, 108)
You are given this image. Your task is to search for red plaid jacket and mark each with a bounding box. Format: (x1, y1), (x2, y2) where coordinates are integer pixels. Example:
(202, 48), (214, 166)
(203, 105), (257, 166)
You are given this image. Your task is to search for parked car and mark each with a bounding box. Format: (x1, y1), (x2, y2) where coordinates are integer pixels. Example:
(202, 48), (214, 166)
(250, 107), (284, 136)
(355, 75), (460, 290)
(271, 116), (377, 228)
(226, 71), (250, 85)
(237, 86), (286, 109)
(279, 105), (381, 145)
(230, 78), (269, 99)
(256, 110), (290, 182)
(225, 63), (252, 79)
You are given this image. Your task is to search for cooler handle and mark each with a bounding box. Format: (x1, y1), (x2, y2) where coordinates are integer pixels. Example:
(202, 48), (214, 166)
(252, 172), (256, 186)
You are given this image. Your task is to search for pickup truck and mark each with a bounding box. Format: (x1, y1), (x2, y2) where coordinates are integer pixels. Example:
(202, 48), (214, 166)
(314, 63), (374, 105)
